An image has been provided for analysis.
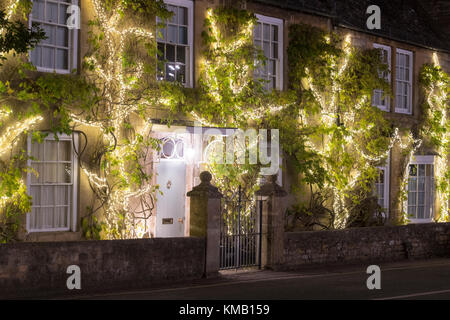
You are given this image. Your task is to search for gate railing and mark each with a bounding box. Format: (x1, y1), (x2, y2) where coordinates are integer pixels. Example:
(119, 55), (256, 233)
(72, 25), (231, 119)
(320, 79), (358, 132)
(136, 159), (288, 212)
(220, 186), (263, 270)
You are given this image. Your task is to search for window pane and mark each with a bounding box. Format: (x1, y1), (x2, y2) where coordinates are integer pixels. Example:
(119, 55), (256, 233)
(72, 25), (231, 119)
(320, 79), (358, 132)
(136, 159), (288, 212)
(30, 186), (41, 206)
(166, 44), (175, 62)
(44, 163), (58, 183)
(42, 186), (55, 206)
(176, 46), (186, 63)
(45, 141), (58, 161)
(56, 49), (68, 70)
(418, 164), (425, 176)
(417, 206), (424, 219)
(167, 25), (177, 43)
(58, 163), (72, 183)
(157, 26), (166, 41)
(31, 141), (44, 159)
(418, 177), (425, 191)
(408, 177), (416, 191)
(179, 7), (188, 25)
(263, 24), (270, 40)
(166, 64), (176, 81)
(42, 47), (55, 68)
(56, 27), (68, 47)
(418, 192), (425, 205)
(56, 186), (69, 205)
(43, 207), (54, 228)
(408, 191), (416, 205)
(263, 41), (270, 57)
(176, 64), (185, 83)
(55, 207), (68, 228)
(254, 23), (261, 40)
(46, 2), (58, 23)
(168, 5), (177, 23)
(59, 141), (71, 161)
(179, 26), (188, 45)
(272, 42), (278, 59)
(59, 4), (69, 25)
(271, 25), (278, 42)
(32, 0), (45, 20)
(42, 25), (55, 45)
(157, 42), (164, 60)
(31, 163), (42, 184)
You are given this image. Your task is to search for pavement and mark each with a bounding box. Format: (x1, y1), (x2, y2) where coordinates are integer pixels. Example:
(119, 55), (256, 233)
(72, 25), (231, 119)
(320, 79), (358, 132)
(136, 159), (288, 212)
(71, 258), (450, 300)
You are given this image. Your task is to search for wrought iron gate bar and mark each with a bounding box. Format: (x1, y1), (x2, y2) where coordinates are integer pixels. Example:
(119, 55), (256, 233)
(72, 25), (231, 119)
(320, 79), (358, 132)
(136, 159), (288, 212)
(219, 186), (262, 270)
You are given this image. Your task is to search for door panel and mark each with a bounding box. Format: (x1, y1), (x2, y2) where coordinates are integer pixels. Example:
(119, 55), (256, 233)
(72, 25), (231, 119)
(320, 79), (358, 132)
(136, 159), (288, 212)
(155, 160), (186, 237)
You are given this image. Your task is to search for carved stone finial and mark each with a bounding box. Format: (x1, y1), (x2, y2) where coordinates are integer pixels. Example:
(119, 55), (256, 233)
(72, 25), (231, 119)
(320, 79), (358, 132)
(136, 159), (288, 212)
(187, 171), (223, 199)
(200, 171), (212, 183)
(255, 174), (287, 197)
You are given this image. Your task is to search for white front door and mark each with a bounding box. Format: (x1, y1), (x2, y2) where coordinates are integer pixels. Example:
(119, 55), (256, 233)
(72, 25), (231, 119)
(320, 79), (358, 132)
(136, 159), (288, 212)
(155, 160), (186, 237)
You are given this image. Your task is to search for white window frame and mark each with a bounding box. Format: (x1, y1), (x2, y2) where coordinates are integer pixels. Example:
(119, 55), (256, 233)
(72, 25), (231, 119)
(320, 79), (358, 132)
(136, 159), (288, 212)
(376, 152), (390, 217)
(372, 43), (391, 112)
(29, 0), (79, 74)
(157, 0), (194, 87)
(26, 133), (79, 233)
(395, 48), (413, 114)
(406, 155), (435, 224)
(254, 14), (284, 91)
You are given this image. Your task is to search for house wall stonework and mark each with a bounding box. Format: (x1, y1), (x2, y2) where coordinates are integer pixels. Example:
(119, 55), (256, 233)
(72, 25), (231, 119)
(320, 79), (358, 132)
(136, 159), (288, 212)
(17, 0), (450, 241)
(281, 222), (450, 270)
(0, 237), (205, 298)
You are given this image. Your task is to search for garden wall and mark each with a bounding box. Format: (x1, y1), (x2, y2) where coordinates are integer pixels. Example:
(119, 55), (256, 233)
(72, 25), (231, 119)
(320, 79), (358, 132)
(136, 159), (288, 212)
(281, 223), (450, 270)
(0, 237), (205, 299)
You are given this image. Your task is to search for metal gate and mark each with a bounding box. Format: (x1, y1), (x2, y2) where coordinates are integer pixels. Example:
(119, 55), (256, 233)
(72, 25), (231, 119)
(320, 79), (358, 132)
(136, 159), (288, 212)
(220, 186), (262, 270)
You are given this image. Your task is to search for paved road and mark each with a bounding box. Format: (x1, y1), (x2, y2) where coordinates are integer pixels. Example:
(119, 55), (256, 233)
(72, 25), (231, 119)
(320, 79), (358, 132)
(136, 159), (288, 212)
(81, 259), (450, 300)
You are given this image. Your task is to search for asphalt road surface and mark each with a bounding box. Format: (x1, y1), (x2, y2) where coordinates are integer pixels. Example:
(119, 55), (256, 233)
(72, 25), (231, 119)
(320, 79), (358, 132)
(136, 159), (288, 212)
(79, 259), (450, 300)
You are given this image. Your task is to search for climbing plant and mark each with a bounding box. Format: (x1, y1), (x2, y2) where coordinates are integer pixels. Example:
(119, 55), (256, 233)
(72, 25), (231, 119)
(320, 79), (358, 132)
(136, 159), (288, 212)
(1, 0), (449, 242)
(419, 60), (450, 221)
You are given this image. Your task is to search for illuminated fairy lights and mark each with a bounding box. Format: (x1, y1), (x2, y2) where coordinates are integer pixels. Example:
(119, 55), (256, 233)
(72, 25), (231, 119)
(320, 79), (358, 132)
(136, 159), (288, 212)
(200, 8), (256, 109)
(0, 180), (26, 212)
(420, 53), (449, 221)
(0, 112), (43, 212)
(69, 0), (157, 238)
(0, 115), (43, 157)
(299, 34), (428, 228)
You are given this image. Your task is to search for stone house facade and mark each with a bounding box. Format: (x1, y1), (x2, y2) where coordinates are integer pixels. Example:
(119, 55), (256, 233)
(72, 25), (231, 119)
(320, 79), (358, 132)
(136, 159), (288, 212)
(9, 0), (449, 241)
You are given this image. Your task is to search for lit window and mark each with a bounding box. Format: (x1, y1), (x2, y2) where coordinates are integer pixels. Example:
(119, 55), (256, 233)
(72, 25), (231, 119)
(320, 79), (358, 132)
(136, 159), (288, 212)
(27, 134), (79, 232)
(395, 49), (413, 114)
(29, 0), (79, 73)
(254, 14), (283, 91)
(372, 43), (391, 111)
(407, 156), (435, 222)
(157, 0), (193, 86)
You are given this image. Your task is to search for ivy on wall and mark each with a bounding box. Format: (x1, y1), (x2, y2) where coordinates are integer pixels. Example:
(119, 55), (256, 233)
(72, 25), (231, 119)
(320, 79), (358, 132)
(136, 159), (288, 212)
(419, 59), (450, 222)
(0, 0), (448, 242)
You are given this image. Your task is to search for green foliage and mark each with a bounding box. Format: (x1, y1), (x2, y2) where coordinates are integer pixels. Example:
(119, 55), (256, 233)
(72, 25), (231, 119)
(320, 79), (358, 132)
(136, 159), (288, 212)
(2, 2), (447, 242)
(419, 63), (450, 221)
(283, 24), (393, 228)
(0, 151), (31, 243)
(0, 7), (45, 65)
